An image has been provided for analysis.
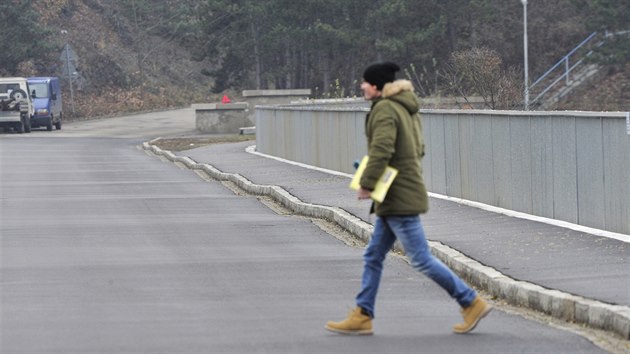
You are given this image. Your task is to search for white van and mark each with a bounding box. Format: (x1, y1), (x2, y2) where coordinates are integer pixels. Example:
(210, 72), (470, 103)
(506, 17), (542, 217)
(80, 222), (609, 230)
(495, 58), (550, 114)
(0, 77), (32, 133)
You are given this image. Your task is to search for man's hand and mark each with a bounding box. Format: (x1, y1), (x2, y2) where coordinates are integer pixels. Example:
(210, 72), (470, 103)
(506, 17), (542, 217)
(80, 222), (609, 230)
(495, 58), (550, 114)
(357, 187), (372, 200)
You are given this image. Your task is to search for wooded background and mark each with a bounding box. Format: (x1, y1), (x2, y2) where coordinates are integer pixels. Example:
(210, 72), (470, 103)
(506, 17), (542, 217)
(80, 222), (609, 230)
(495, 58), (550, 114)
(0, 0), (628, 115)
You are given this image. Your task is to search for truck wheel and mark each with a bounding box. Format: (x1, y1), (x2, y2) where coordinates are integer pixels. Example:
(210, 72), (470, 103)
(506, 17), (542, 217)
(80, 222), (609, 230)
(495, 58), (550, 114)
(14, 119), (24, 134)
(55, 114), (62, 130)
(25, 115), (31, 133)
(46, 116), (53, 131)
(10, 89), (27, 101)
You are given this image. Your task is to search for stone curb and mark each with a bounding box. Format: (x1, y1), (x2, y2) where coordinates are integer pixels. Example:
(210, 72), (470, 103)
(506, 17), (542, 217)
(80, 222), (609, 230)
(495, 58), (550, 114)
(143, 142), (630, 339)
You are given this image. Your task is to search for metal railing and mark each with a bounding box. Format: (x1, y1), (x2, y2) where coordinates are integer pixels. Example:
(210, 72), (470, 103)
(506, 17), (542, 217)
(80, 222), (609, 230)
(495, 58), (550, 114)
(530, 29), (630, 107)
(529, 32), (598, 106)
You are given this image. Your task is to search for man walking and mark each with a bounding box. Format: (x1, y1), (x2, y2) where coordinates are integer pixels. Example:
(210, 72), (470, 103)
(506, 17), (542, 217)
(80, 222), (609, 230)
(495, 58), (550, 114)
(325, 62), (491, 335)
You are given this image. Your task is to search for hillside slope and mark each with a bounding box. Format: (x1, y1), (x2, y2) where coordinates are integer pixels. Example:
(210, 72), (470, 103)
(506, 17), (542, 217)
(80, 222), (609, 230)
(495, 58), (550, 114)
(28, 1), (628, 118)
(557, 63), (630, 111)
(30, 0), (214, 119)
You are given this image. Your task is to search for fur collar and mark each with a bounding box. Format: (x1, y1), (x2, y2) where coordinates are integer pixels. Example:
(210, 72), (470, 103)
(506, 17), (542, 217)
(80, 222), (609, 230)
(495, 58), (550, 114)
(382, 79), (414, 98)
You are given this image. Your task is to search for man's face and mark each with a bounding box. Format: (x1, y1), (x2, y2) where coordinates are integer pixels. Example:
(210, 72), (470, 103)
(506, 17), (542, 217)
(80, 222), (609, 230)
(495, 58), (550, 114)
(361, 81), (381, 100)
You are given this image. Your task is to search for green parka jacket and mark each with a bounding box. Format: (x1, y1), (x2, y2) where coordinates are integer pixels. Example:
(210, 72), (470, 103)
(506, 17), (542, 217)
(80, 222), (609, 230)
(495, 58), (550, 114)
(360, 79), (429, 216)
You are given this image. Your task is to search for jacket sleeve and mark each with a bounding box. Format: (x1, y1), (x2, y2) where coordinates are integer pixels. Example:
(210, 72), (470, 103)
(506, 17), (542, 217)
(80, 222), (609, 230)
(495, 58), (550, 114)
(360, 103), (397, 190)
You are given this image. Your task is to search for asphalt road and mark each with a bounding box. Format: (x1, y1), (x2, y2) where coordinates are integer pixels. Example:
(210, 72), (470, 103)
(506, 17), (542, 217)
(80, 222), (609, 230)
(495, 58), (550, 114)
(0, 109), (611, 353)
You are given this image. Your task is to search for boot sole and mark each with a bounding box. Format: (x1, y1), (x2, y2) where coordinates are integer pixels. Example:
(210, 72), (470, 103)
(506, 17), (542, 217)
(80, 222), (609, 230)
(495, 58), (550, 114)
(325, 325), (373, 336)
(453, 304), (493, 334)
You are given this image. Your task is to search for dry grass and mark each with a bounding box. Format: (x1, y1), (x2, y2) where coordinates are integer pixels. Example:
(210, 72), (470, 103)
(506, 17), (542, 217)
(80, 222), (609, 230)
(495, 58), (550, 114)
(150, 135), (255, 152)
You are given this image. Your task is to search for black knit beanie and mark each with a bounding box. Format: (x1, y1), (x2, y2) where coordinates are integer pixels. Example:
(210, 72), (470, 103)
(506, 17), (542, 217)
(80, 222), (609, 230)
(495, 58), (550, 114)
(363, 62), (400, 90)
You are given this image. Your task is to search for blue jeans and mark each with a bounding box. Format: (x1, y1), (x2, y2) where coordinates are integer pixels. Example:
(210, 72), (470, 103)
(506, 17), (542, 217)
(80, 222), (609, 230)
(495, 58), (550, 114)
(356, 215), (477, 318)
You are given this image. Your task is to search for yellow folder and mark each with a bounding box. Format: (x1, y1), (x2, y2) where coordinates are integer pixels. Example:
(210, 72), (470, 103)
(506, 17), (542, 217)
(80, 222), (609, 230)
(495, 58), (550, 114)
(349, 156), (398, 203)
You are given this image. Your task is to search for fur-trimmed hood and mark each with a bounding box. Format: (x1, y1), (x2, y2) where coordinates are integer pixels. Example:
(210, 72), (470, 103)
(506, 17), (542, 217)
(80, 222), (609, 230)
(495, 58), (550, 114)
(382, 79), (414, 97)
(380, 79), (419, 114)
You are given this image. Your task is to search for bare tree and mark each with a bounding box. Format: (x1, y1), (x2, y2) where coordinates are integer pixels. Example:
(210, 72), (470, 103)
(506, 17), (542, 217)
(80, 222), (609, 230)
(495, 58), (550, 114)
(444, 47), (522, 109)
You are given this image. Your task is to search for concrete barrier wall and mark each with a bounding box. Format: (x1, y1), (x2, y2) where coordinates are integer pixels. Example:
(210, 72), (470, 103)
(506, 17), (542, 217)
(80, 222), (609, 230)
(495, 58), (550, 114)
(193, 103), (249, 134)
(242, 89), (311, 125)
(256, 104), (630, 235)
(193, 90), (310, 134)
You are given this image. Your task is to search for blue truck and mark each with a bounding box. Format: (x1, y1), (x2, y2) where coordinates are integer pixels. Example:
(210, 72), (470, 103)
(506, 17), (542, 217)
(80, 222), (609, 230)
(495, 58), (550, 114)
(27, 77), (62, 131)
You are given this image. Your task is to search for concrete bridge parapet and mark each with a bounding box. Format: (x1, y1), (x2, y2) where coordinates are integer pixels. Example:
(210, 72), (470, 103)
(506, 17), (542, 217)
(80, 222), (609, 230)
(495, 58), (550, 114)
(193, 90), (311, 134)
(193, 103), (249, 134)
(242, 89), (311, 124)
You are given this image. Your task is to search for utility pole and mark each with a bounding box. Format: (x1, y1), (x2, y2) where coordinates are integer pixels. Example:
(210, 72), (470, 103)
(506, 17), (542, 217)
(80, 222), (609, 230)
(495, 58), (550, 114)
(65, 43), (75, 114)
(521, 0), (529, 110)
(61, 30), (76, 114)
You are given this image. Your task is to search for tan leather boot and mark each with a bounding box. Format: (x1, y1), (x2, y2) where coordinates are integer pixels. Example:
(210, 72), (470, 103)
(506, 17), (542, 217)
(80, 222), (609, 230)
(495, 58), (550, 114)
(453, 296), (492, 333)
(325, 307), (373, 335)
